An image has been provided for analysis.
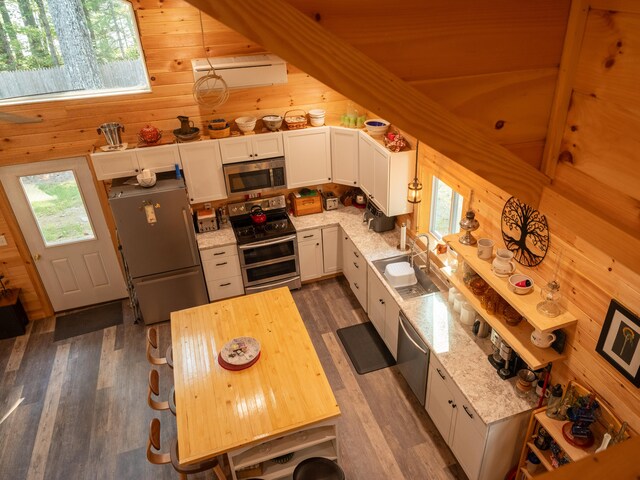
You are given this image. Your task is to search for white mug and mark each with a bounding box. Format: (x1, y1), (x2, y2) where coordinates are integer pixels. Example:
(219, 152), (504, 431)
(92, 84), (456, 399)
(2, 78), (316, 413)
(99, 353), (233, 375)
(531, 329), (556, 348)
(477, 238), (495, 260)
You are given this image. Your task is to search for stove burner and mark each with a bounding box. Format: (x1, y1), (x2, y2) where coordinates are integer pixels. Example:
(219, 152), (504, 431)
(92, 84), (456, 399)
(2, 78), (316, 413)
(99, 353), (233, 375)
(231, 210), (296, 245)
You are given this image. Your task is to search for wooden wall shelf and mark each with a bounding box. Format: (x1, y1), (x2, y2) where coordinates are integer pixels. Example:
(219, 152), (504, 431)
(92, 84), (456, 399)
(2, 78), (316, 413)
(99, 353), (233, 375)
(443, 234), (577, 333)
(443, 266), (564, 370)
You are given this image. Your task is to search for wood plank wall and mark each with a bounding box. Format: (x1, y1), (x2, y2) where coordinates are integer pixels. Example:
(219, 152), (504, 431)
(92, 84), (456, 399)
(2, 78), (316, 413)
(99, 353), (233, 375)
(0, 0), (350, 318)
(418, 143), (640, 433)
(554, 3), (640, 241)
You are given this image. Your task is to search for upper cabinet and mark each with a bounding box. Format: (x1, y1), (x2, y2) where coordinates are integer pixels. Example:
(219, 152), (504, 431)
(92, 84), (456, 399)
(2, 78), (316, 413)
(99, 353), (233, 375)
(90, 144), (182, 180)
(330, 127), (359, 187)
(178, 139), (227, 204)
(219, 132), (283, 164)
(283, 127), (331, 188)
(358, 133), (413, 216)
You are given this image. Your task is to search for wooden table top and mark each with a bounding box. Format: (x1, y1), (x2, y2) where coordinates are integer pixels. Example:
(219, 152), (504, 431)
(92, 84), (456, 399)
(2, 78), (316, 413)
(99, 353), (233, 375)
(170, 287), (340, 466)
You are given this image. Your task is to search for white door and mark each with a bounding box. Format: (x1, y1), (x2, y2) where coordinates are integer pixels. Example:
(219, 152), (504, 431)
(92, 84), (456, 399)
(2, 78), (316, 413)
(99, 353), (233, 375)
(0, 157), (127, 312)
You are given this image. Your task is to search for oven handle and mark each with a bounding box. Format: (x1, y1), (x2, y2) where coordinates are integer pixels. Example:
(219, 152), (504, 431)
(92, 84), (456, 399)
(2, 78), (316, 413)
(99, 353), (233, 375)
(245, 276), (300, 292)
(238, 234), (297, 250)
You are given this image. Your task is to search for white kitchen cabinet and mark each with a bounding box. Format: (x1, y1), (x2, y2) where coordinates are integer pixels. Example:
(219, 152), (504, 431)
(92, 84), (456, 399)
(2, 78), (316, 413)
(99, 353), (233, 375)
(283, 127), (332, 188)
(321, 226), (342, 274)
(219, 132), (283, 164)
(367, 269), (400, 359)
(297, 229), (324, 282)
(200, 244), (244, 301)
(90, 144), (182, 180)
(341, 231), (367, 312)
(357, 133), (414, 216)
(426, 353), (529, 480)
(178, 139), (227, 204)
(330, 127), (359, 187)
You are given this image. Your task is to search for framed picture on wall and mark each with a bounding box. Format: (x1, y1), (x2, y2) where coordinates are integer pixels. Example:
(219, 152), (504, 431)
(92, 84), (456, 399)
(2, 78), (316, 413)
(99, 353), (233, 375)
(596, 299), (640, 387)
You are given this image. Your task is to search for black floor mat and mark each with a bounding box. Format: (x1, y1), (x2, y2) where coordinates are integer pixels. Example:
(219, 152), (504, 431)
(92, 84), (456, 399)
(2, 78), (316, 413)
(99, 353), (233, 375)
(336, 322), (396, 374)
(54, 300), (124, 341)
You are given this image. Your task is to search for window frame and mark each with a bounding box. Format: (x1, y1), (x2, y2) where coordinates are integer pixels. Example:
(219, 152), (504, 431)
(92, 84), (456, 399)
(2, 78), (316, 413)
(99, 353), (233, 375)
(0, 0), (150, 106)
(429, 176), (464, 242)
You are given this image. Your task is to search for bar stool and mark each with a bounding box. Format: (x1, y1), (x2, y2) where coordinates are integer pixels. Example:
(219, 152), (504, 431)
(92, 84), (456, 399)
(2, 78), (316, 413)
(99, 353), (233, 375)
(147, 418), (227, 480)
(146, 326), (173, 369)
(293, 457), (345, 480)
(148, 369), (177, 415)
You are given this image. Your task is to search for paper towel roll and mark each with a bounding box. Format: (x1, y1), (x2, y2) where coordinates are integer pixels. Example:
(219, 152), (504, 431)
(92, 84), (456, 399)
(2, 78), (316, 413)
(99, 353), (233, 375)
(400, 223), (407, 250)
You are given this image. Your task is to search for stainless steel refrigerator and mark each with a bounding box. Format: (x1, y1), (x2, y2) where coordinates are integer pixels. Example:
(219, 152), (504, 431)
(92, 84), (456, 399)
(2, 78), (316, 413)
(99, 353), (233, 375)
(109, 176), (208, 324)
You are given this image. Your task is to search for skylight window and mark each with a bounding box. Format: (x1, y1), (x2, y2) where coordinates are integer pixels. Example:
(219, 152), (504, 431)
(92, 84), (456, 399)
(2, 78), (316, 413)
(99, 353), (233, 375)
(0, 0), (149, 104)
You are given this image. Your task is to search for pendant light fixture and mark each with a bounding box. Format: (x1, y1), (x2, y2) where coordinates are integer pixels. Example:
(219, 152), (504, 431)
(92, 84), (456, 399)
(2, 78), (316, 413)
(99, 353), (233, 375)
(407, 140), (423, 203)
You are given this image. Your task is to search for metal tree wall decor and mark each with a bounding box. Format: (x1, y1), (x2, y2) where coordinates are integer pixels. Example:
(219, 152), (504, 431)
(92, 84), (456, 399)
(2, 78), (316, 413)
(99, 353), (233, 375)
(501, 196), (550, 267)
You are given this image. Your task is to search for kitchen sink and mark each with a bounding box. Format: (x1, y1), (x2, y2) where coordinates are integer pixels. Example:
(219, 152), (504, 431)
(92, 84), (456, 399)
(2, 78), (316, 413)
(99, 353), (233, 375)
(372, 254), (446, 300)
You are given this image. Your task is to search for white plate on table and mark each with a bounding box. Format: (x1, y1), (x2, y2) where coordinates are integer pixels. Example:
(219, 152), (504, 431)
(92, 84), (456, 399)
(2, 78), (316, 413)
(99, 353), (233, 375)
(219, 336), (261, 366)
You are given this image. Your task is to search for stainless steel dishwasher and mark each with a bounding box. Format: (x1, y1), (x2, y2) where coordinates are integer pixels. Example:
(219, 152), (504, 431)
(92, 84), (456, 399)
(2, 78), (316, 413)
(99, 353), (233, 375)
(397, 311), (430, 406)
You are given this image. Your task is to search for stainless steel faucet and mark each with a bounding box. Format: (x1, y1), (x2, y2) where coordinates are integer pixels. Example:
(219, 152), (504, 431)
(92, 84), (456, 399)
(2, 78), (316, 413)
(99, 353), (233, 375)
(410, 233), (431, 274)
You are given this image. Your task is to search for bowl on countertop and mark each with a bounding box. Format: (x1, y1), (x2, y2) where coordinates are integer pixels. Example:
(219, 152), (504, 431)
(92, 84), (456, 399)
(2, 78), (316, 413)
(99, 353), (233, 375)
(262, 114), (283, 131)
(365, 118), (390, 136)
(509, 274), (534, 295)
(235, 116), (257, 133)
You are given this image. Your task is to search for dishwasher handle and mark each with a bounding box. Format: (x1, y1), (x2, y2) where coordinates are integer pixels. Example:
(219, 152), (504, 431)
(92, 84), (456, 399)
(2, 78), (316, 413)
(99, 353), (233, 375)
(399, 314), (428, 355)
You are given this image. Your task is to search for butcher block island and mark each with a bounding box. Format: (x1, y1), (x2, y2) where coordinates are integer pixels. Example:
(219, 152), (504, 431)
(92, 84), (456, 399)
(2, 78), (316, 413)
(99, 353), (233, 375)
(170, 287), (341, 479)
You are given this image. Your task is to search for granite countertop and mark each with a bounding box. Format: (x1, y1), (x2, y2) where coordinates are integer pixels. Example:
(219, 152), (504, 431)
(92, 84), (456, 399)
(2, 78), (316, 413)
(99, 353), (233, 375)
(196, 204), (537, 425)
(196, 222), (236, 249)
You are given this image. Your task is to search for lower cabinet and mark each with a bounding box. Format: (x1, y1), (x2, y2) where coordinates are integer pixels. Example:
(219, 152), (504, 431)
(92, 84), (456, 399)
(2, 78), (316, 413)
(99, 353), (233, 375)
(297, 229), (324, 282)
(367, 268), (399, 359)
(227, 420), (338, 480)
(200, 245), (244, 301)
(322, 226), (342, 274)
(341, 230), (367, 312)
(426, 353), (529, 480)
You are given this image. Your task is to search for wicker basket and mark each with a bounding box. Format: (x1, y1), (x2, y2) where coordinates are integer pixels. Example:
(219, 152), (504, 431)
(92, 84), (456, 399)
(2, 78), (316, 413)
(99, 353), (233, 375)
(208, 126), (230, 138)
(283, 109), (307, 129)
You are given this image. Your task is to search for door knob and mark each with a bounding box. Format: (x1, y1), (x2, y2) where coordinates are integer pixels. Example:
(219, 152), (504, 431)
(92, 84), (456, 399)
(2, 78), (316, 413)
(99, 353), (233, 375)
(33, 253), (41, 261)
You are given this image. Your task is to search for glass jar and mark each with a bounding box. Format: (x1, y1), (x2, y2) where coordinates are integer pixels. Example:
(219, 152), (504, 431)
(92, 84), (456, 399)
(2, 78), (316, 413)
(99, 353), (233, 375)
(546, 384), (564, 419)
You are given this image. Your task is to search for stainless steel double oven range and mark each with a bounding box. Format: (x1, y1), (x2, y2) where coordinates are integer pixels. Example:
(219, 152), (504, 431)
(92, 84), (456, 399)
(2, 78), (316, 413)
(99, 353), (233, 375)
(228, 195), (301, 294)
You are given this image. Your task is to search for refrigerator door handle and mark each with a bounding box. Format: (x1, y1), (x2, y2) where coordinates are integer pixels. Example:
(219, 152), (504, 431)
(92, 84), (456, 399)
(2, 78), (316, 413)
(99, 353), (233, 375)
(182, 207), (198, 265)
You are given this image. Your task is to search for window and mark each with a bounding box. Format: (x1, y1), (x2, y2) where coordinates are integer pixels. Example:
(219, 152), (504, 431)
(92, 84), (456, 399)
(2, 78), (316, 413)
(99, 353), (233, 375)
(429, 176), (463, 241)
(0, 0), (149, 104)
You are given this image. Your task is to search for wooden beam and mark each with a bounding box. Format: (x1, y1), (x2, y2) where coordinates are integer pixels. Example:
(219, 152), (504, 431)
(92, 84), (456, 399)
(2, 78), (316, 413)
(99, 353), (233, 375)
(588, 0), (640, 14)
(541, 0), (590, 178)
(184, 0), (550, 207)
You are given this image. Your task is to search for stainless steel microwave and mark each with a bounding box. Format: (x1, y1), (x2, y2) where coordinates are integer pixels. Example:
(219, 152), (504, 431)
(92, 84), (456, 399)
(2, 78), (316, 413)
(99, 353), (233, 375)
(223, 157), (287, 196)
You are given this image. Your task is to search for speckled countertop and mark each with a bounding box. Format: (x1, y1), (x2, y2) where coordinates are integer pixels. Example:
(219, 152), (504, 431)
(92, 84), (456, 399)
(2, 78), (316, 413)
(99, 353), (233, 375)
(196, 205), (536, 425)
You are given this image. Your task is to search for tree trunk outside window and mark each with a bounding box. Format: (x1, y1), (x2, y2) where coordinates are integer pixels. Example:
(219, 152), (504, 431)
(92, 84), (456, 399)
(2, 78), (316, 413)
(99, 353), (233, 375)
(47, 0), (102, 89)
(16, 0), (48, 64)
(33, 0), (60, 67)
(0, 17), (17, 69)
(0, 0), (24, 64)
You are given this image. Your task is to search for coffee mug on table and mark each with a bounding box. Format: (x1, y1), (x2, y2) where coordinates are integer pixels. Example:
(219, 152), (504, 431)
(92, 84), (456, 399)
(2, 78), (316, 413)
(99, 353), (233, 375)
(531, 329), (556, 348)
(477, 238), (495, 260)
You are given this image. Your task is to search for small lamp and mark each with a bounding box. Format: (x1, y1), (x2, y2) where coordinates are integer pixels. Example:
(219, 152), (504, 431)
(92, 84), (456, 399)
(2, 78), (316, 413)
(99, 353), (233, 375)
(407, 140), (423, 204)
(459, 190), (479, 245)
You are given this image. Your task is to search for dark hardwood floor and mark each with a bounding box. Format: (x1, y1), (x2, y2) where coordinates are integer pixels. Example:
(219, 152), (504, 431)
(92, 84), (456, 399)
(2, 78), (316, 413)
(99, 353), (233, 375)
(0, 277), (467, 480)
